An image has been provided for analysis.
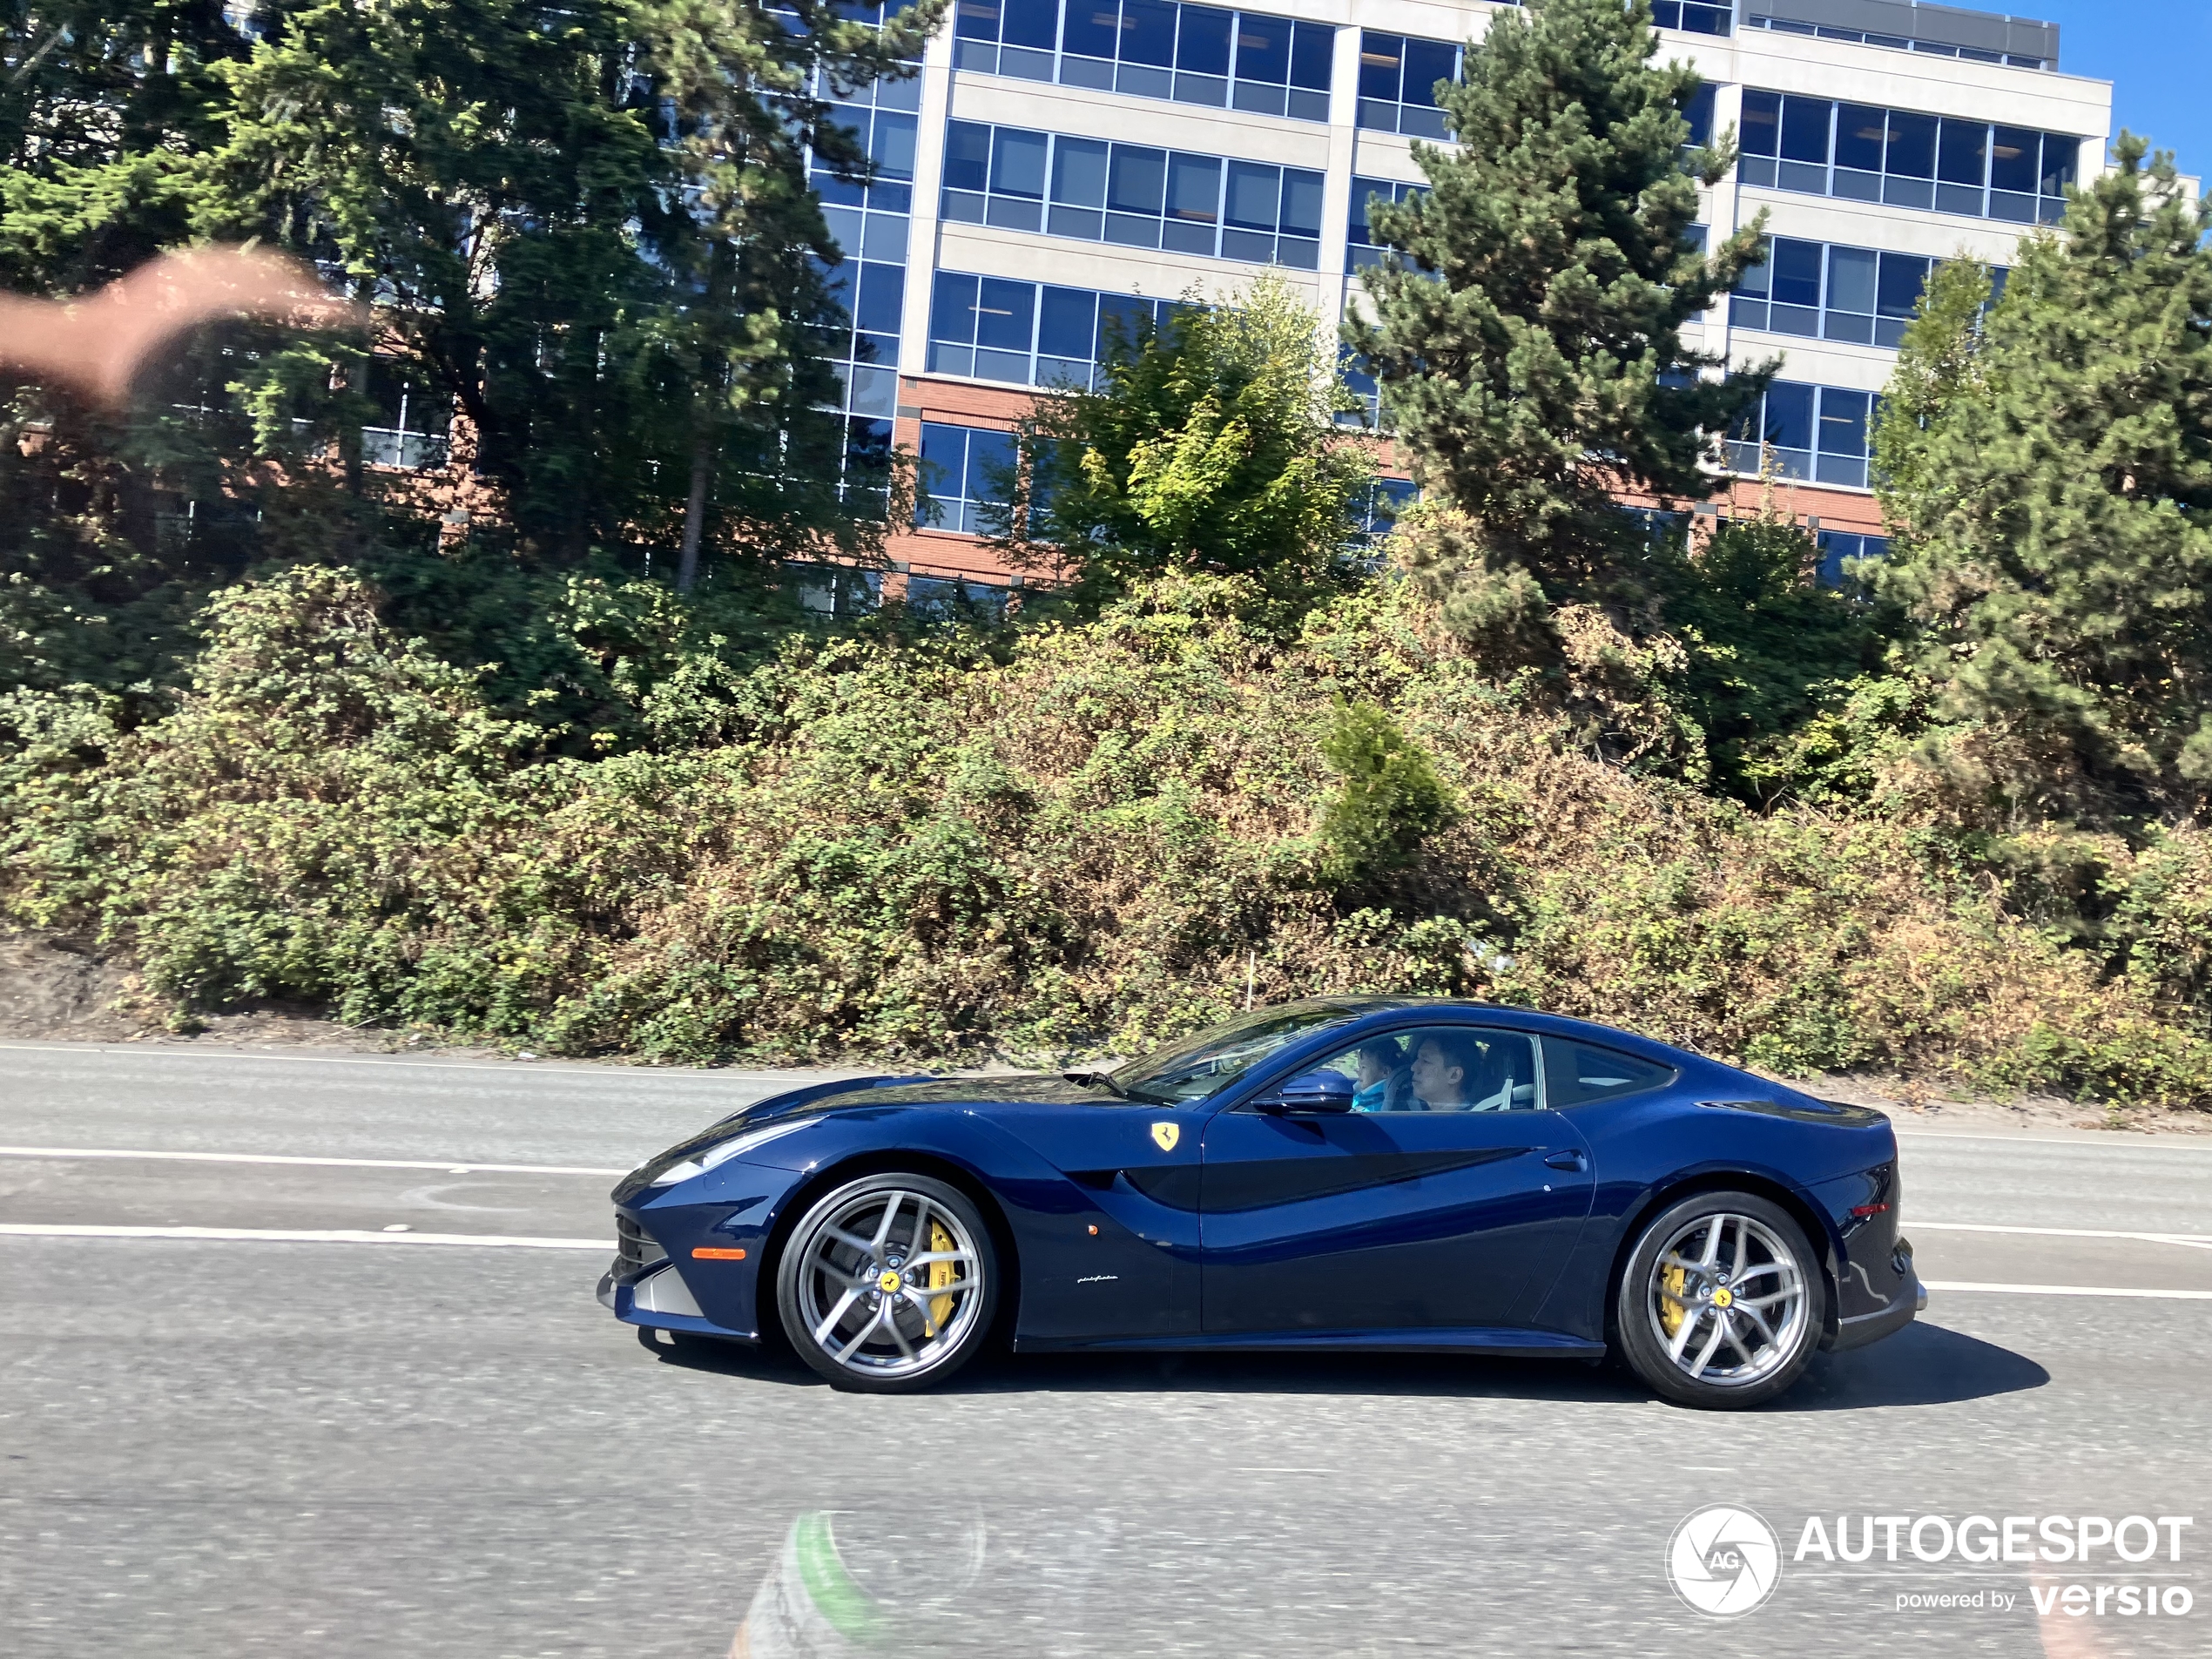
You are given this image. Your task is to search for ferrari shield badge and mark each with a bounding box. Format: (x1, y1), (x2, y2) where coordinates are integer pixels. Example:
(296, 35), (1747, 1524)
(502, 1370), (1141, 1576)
(1150, 1122), (1180, 1151)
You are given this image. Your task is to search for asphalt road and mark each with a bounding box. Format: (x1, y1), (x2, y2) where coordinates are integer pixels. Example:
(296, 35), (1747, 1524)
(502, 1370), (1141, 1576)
(3, 1040), (2209, 1659)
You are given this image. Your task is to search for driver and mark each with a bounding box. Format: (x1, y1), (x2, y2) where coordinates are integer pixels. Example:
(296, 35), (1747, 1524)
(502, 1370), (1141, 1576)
(1409, 1033), (1508, 1112)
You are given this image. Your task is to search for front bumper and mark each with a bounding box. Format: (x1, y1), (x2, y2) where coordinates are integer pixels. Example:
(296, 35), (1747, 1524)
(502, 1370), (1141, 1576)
(599, 1261), (757, 1341)
(599, 1162), (804, 1340)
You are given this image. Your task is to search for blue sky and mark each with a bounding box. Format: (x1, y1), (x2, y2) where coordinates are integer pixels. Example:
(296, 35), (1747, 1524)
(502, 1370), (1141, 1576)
(2030, 1), (2212, 179)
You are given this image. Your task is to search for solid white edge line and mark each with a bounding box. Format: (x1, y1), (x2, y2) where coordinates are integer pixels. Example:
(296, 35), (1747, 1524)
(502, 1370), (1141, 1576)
(1911, 1221), (2212, 1247)
(0, 1145), (627, 1177)
(0, 1223), (612, 1250)
(1921, 1279), (2212, 1301)
(0, 1037), (852, 1085)
(1892, 1128), (2212, 1150)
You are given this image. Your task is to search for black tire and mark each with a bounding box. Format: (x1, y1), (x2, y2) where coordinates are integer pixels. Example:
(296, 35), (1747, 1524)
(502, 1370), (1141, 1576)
(776, 1171), (1000, 1393)
(1615, 1190), (1826, 1410)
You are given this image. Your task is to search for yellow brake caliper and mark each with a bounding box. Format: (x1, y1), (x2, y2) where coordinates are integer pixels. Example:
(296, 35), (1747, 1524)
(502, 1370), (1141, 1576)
(924, 1221), (956, 1338)
(1660, 1264), (1688, 1337)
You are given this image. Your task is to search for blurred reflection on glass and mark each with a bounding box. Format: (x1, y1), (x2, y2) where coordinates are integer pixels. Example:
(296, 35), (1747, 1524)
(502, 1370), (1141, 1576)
(732, 1508), (1132, 1657)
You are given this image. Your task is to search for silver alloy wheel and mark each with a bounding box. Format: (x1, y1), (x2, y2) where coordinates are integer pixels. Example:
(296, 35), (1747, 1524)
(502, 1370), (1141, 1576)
(792, 1186), (986, 1379)
(1645, 1211), (1810, 1389)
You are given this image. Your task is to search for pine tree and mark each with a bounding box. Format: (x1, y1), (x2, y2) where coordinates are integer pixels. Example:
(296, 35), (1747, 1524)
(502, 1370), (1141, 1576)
(1008, 275), (1375, 606)
(1, 3), (245, 292)
(1867, 255), (1989, 527)
(1872, 137), (2212, 819)
(1352, 0), (1768, 660)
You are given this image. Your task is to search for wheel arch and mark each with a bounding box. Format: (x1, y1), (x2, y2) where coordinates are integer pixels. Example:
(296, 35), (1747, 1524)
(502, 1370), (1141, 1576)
(754, 1150), (1024, 1352)
(1602, 1170), (1842, 1350)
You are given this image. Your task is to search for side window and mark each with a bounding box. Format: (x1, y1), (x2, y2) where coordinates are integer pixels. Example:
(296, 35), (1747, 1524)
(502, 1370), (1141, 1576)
(1305, 1027), (1540, 1112)
(1541, 1036), (1676, 1107)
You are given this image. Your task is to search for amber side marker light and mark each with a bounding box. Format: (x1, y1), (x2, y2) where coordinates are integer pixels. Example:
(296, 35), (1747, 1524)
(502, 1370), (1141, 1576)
(691, 1246), (748, 1260)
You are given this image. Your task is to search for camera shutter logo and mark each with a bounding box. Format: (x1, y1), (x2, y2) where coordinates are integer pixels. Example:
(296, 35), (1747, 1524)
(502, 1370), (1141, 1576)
(1668, 1505), (1782, 1617)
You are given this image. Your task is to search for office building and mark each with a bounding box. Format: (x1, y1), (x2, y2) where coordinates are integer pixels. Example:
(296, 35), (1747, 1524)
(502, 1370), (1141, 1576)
(803, 0), (2114, 601)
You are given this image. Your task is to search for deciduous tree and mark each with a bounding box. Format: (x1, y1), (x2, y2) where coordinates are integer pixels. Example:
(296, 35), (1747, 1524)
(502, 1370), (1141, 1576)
(1006, 275), (1375, 608)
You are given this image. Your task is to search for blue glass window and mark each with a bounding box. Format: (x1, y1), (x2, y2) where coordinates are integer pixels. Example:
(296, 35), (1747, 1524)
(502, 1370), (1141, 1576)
(1004, 0), (1057, 50)
(1109, 145), (1167, 214)
(1731, 236), (1979, 351)
(1738, 90), (2077, 225)
(1833, 104), (1884, 176)
(811, 95), (918, 215)
(1356, 31), (1460, 138)
(1650, 1), (1733, 33)
(992, 127), (1048, 197)
(1815, 529), (1891, 588)
(1726, 381), (1880, 489)
(927, 271), (1189, 388)
(1123, 0), (1177, 68)
(1179, 4), (1230, 76)
(942, 120), (1324, 268)
(1683, 84), (1716, 151)
(916, 422), (1020, 535)
(1060, 1), (1117, 59)
(781, 0), (924, 468)
(1346, 175), (1427, 270)
(806, 74), (916, 485)
(952, 2), (1334, 122)
(904, 573), (1013, 616)
(942, 121), (989, 192)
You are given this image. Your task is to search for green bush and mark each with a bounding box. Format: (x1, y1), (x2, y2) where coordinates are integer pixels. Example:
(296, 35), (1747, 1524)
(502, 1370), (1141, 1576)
(5, 563), (2211, 1107)
(1316, 703), (1457, 890)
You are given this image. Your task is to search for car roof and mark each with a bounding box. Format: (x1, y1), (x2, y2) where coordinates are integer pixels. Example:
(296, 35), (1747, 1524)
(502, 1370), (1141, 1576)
(1289, 996), (1723, 1073)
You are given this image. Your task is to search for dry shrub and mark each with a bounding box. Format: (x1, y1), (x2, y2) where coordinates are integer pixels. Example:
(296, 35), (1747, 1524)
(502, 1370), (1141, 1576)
(4, 564), (2209, 1105)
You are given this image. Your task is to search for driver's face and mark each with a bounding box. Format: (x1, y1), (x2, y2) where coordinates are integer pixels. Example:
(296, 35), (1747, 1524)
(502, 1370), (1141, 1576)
(1411, 1040), (1464, 1105)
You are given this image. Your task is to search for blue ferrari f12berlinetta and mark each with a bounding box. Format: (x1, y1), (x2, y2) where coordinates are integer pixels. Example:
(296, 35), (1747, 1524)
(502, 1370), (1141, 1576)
(600, 998), (1921, 1407)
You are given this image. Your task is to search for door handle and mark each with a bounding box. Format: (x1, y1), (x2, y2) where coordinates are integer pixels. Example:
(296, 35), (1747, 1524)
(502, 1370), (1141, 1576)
(1543, 1149), (1588, 1172)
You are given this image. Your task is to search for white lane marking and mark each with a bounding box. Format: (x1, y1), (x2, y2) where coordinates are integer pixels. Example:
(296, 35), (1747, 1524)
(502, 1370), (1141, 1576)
(0, 1145), (626, 1177)
(0, 1038), (853, 1085)
(0, 1223), (611, 1250)
(1922, 1279), (2212, 1301)
(1893, 1128), (2212, 1150)
(1912, 1221), (2212, 1248)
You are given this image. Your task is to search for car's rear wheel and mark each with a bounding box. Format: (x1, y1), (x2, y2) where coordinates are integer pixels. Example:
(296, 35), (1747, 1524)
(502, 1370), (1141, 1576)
(1615, 1191), (1824, 1409)
(776, 1172), (998, 1393)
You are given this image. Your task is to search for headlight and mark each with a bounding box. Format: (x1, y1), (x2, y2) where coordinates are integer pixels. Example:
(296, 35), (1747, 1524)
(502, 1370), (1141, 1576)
(649, 1119), (812, 1187)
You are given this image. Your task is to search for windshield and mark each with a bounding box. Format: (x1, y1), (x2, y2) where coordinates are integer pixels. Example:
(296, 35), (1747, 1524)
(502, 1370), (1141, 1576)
(1109, 1003), (1359, 1104)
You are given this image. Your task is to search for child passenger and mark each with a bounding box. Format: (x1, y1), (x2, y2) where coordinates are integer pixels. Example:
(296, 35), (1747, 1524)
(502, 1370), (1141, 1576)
(1350, 1037), (1404, 1112)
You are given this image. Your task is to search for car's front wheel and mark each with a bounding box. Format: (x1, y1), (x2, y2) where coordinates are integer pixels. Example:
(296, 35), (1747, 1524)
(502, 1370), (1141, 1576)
(1615, 1190), (1825, 1409)
(776, 1172), (999, 1393)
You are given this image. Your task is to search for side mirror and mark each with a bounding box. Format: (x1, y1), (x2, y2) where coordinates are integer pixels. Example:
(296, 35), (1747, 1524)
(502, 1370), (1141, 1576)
(1254, 1069), (1356, 1114)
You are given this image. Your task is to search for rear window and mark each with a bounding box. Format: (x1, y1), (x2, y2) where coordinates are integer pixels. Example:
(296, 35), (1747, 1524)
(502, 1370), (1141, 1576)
(1542, 1035), (1677, 1107)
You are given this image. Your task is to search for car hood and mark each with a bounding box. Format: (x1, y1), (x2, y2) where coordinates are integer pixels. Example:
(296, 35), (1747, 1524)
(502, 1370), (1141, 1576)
(615, 1072), (1130, 1199)
(792, 1074), (1136, 1112)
